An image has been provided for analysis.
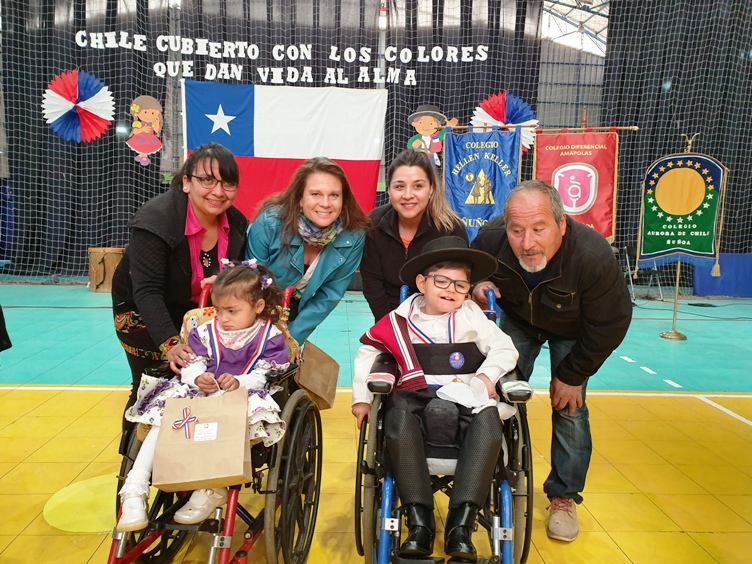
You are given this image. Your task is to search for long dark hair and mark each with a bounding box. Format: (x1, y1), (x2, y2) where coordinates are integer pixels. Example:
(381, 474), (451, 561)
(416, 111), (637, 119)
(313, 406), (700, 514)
(171, 143), (240, 189)
(258, 157), (370, 247)
(386, 150), (462, 232)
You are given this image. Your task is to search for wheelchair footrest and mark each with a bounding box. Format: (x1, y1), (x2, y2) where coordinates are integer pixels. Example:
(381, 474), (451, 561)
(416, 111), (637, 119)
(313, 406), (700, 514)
(392, 556), (444, 564)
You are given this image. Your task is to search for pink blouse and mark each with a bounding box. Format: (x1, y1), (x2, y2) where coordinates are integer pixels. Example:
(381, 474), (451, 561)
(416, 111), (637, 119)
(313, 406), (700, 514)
(185, 203), (230, 302)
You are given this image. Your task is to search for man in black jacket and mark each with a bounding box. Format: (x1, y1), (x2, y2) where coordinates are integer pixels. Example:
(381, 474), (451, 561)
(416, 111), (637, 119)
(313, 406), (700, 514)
(472, 180), (632, 543)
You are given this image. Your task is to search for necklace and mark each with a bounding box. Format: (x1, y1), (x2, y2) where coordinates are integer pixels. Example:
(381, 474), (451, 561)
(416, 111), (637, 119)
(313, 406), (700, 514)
(201, 250), (212, 268)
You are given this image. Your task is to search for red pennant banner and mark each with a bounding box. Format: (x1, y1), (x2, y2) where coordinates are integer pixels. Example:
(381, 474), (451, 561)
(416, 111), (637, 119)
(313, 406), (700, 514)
(534, 132), (619, 241)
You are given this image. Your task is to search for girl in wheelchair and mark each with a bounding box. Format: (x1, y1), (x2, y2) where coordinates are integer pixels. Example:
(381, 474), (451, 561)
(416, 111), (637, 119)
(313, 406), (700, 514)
(117, 259), (291, 533)
(352, 236), (520, 562)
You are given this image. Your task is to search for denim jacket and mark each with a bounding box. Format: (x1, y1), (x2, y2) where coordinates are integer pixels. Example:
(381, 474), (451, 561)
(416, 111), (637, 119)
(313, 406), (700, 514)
(245, 206), (365, 343)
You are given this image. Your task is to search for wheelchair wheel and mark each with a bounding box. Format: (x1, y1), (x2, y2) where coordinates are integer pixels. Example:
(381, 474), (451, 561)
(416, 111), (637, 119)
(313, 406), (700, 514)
(357, 395), (382, 564)
(354, 420), (368, 556)
(264, 389), (323, 564)
(115, 431), (189, 564)
(485, 405), (533, 564)
(512, 404), (534, 564)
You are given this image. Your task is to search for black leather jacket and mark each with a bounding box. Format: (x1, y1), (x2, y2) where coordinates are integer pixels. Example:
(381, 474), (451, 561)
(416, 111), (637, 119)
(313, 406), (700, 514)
(472, 215), (632, 386)
(111, 187), (247, 348)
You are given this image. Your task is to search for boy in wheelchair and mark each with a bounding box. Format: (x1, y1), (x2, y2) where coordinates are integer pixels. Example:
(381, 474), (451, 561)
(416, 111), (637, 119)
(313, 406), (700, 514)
(352, 236), (525, 562)
(116, 260), (290, 533)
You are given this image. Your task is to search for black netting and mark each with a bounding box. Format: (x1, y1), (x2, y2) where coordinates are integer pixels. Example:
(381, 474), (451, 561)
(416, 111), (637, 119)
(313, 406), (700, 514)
(1, 0), (750, 285)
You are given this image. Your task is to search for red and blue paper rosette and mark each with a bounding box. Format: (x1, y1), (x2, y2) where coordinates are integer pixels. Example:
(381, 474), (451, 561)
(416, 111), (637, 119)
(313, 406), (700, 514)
(41, 70), (115, 143)
(471, 91), (539, 151)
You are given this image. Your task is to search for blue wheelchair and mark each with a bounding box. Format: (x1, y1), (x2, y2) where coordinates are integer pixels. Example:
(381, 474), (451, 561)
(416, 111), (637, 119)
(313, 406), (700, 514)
(354, 291), (533, 564)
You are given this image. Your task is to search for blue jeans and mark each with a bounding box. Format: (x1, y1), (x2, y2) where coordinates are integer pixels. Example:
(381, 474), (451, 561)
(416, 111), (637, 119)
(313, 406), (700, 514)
(500, 315), (591, 504)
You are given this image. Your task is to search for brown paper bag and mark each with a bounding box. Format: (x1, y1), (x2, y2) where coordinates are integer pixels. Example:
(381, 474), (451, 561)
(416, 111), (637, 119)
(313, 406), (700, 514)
(152, 388), (252, 492)
(295, 341), (339, 410)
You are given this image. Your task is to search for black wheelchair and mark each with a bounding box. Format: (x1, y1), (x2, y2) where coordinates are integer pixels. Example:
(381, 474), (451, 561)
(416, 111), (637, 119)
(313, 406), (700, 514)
(354, 293), (533, 564)
(108, 287), (323, 564)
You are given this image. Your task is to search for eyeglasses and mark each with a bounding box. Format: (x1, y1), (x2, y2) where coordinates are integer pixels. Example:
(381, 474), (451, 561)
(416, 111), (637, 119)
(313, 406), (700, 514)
(191, 175), (238, 192)
(426, 274), (471, 294)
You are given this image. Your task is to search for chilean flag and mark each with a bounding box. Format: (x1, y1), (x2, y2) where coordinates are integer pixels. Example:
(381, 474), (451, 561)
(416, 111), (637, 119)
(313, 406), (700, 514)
(182, 80), (388, 218)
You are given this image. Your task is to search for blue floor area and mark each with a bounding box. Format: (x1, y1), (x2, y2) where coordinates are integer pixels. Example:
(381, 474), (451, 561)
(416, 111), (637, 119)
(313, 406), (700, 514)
(1, 284), (751, 393)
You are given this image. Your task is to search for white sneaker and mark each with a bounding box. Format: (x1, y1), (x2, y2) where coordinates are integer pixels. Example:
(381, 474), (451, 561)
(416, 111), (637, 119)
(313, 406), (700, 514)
(547, 497), (579, 542)
(117, 496), (149, 532)
(174, 488), (229, 524)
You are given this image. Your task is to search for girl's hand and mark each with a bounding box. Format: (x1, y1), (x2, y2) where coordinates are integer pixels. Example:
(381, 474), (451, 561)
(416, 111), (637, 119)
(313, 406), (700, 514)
(167, 343), (195, 373)
(195, 372), (219, 394)
(476, 373), (497, 399)
(215, 373), (240, 392)
(352, 402), (371, 430)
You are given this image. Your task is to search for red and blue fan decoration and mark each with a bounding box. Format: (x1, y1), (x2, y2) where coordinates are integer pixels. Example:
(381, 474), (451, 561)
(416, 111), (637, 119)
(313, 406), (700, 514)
(41, 70), (115, 143)
(471, 91), (538, 151)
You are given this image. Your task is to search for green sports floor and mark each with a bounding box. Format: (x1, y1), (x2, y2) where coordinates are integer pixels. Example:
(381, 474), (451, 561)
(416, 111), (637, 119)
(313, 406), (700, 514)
(1, 285), (752, 563)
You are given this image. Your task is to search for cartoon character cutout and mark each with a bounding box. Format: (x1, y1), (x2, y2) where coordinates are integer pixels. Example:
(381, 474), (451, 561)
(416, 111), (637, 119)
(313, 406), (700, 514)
(407, 104), (459, 167)
(127, 95), (163, 166)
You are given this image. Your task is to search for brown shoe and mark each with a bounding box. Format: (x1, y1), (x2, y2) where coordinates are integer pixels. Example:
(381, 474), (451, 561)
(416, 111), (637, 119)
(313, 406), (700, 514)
(546, 497), (579, 542)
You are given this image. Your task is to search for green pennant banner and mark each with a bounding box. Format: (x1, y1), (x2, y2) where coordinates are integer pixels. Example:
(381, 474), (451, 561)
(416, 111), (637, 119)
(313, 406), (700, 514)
(640, 152), (727, 265)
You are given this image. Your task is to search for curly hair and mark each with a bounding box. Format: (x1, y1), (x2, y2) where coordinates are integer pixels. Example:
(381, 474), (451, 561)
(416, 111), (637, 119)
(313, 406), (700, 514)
(211, 261), (282, 324)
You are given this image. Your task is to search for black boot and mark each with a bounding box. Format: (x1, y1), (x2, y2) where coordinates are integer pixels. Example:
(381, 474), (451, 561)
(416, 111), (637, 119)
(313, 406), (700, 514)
(400, 503), (435, 557)
(444, 503), (478, 562)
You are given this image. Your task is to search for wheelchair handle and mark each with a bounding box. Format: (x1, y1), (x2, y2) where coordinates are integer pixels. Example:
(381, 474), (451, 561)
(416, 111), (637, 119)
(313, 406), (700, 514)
(199, 284), (212, 308)
(486, 288), (498, 311)
(400, 285), (410, 303)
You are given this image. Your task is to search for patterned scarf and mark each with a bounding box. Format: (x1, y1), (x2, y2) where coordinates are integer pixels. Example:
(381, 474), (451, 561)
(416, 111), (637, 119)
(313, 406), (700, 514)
(297, 214), (343, 247)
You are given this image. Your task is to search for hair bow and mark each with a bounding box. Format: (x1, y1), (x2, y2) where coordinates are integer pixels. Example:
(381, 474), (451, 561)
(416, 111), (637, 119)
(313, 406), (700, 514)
(220, 258), (258, 270)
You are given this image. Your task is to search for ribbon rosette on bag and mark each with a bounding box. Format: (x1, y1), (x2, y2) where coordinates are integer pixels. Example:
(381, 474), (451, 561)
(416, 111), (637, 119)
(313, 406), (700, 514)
(172, 406), (198, 439)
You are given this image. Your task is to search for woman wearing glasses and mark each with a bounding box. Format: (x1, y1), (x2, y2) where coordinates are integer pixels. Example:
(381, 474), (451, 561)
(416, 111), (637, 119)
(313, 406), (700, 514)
(111, 143), (248, 435)
(361, 150), (468, 322)
(245, 157), (369, 345)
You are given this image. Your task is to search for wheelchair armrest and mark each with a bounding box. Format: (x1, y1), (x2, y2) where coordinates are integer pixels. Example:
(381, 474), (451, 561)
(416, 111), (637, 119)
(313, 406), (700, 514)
(367, 352), (399, 394)
(367, 380), (394, 394)
(265, 364), (298, 387)
(144, 365), (176, 380)
(497, 367), (533, 403)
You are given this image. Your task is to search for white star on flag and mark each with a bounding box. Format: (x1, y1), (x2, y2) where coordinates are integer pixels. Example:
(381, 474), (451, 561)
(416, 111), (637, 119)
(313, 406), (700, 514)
(206, 104), (237, 134)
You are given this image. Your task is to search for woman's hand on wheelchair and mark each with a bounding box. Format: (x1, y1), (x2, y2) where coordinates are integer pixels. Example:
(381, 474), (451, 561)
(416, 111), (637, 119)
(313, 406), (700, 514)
(167, 343), (196, 373)
(200, 275), (217, 288)
(352, 402), (371, 430)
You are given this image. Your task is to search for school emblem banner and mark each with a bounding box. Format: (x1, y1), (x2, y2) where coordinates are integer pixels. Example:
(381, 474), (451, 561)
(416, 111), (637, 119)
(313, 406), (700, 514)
(533, 132), (618, 241)
(639, 152), (727, 266)
(443, 128), (521, 241)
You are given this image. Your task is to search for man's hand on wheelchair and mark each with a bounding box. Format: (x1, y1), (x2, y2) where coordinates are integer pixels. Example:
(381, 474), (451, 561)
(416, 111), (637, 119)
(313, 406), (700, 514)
(550, 378), (583, 416)
(352, 402), (371, 430)
(472, 281), (500, 307)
